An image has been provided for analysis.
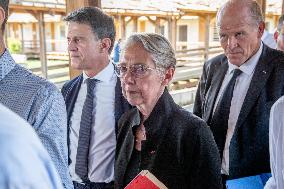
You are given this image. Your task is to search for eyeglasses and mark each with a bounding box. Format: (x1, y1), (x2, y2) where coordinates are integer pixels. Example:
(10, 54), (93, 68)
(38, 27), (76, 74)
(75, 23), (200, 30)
(114, 63), (156, 78)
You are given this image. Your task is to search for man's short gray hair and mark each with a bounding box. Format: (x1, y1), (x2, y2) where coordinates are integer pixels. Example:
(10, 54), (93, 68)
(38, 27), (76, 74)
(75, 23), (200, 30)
(121, 33), (176, 71)
(216, 0), (264, 27)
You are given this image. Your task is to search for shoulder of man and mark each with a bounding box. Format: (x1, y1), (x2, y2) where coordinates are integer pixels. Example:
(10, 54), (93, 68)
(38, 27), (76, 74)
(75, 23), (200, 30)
(61, 74), (82, 96)
(204, 53), (227, 68)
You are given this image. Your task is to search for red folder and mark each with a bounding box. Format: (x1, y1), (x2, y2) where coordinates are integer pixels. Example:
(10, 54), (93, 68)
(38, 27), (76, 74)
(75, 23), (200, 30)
(124, 170), (168, 189)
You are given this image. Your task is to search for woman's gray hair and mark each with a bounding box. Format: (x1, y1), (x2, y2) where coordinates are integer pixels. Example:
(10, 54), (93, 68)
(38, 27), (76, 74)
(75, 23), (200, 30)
(121, 33), (176, 70)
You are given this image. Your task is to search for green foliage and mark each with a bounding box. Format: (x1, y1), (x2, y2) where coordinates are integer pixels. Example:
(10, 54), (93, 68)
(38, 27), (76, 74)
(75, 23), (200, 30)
(7, 38), (22, 54)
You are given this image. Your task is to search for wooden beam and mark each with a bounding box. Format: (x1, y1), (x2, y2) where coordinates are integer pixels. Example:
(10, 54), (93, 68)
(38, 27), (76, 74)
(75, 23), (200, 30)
(66, 0), (101, 79)
(50, 22), (55, 51)
(155, 17), (161, 34)
(204, 15), (210, 61)
(168, 17), (177, 50)
(132, 16), (138, 33)
(38, 11), (48, 79)
(119, 15), (126, 39)
(20, 24), (24, 54)
(282, 0), (284, 15)
(256, 0), (266, 20)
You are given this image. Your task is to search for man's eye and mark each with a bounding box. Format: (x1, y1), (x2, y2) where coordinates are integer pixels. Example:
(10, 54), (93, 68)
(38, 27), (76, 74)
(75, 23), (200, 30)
(235, 32), (245, 39)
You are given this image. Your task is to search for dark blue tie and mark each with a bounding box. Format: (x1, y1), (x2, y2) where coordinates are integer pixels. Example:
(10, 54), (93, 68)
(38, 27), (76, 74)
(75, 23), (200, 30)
(75, 78), (98, 181)
(210, 69), (242, 157)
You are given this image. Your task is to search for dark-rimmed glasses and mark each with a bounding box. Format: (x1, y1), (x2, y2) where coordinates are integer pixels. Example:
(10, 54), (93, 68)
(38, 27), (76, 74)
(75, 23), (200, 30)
(114, 63), (156, 78)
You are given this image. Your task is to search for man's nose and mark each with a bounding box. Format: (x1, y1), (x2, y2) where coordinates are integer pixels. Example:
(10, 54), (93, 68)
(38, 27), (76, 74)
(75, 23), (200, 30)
(227, 36), (238, 50)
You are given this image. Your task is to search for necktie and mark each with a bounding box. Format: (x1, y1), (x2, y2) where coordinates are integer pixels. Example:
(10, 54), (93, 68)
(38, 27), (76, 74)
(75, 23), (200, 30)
(210, 69), (242, 156)
(75, 78), (98, 181)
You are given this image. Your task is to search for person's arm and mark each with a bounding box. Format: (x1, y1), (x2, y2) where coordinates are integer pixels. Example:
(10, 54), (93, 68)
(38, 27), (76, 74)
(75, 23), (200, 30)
(186, 121), (222, 189)
(29, 84), (73, 189)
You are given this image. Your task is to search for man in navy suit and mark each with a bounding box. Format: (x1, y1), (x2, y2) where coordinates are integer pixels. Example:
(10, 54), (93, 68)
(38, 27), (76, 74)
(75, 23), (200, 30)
(193, 0), (284, 186)
(61, 7), (130, 189)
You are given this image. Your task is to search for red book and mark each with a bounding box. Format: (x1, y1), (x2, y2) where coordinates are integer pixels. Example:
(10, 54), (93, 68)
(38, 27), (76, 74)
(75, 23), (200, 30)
(124, 170), (168, 189)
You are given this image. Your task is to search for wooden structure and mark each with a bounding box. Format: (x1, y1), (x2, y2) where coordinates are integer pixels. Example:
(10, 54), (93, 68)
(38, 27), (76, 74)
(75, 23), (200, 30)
(9, 0), (66, 78)
(8, 0), (284, 80)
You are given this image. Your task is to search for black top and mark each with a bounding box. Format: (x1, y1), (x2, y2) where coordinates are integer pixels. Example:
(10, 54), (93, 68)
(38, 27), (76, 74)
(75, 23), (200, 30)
(115, 89), (222, 189)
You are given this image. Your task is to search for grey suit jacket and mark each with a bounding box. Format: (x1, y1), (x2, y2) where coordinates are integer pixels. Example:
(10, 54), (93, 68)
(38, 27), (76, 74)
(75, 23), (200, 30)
(193, 44), (284, 179)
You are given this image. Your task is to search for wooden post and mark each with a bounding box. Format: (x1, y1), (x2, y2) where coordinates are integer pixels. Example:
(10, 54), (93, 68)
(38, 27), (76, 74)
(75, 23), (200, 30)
(38, 11), (48, 79)
(282, 0), (284, 15)
(133, 16), (138, 33)
(204, 15), (210, 61)
(256, 0), (266, 20)
(20, 24), (24, 54)
(66, 0), (101, 79)
(155, 17), (161, 34)
(119, 15), (126, 39)
(50, 22), (55, 51)
(168, 17), (176, 50)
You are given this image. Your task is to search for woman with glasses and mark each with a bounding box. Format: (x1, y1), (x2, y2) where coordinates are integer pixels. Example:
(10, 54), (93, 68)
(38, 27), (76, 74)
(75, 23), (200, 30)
(114, 33), (222, 189)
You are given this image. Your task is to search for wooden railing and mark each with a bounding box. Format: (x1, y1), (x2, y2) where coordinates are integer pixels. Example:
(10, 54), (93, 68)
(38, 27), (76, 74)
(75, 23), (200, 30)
(22, 45), (223, 88)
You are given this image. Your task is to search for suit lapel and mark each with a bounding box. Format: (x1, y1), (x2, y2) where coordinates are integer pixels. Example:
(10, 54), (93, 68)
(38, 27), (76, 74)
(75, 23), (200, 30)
(236, 46), (273, 128)
(116, 109), (140, 187)
(204, 60), (228, 122)
(66, 75), (83, 125)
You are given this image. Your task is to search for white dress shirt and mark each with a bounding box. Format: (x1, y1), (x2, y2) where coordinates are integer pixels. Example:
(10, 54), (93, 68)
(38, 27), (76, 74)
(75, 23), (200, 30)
(214, 43), (263, 175)
(264, 96), (284, 189)
(69, 62), (117, 183)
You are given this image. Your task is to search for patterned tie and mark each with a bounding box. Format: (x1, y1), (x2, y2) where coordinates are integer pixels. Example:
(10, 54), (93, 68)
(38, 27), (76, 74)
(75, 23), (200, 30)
(75, 78), (98, 181)
(210, 69), (242, 156)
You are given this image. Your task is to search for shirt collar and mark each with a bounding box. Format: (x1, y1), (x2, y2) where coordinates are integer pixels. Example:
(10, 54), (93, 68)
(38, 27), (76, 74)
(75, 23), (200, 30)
(83, 61), (115, 83)
(0, 49), (16, 80)
(228, 42), (263, 76)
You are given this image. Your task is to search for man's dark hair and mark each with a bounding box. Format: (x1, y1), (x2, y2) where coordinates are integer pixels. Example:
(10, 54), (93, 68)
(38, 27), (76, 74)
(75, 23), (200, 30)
(64, 7), (115, 54)
(0, 0), (9, 32)
(277, 15), (284, 32)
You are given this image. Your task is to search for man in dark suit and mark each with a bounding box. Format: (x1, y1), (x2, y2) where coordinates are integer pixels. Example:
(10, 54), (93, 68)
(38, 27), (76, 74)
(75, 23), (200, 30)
(193, 0), (284, 184)
(61, 7), (130, 189)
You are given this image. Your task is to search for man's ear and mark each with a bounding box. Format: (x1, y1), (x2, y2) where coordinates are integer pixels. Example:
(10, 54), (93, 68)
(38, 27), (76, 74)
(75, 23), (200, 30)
(274, 31), (279, 42)
(100, 38), (111, 53)
(161, 67), (175, 86)
(258, 21), (265, 39)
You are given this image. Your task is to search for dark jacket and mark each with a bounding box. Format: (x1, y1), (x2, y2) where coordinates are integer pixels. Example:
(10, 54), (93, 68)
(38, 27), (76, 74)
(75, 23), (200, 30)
(115, 89), (222, 189)
(193, 44), (284, 179)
